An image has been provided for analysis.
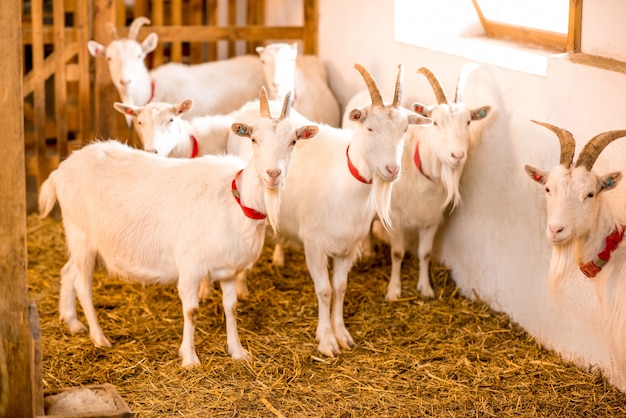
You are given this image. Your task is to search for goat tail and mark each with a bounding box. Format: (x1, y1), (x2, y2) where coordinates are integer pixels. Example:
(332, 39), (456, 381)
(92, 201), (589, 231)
(38, 176), (58, 219)
(373, 177), (394, 233)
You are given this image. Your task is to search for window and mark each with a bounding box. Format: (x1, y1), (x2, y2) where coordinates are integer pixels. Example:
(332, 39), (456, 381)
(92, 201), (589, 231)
(471, 0), (580, 52)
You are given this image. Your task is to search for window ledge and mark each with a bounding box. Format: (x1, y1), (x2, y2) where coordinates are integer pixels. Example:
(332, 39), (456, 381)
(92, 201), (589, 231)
(398, 34), (558, 77)
(554, 52), (626, 75)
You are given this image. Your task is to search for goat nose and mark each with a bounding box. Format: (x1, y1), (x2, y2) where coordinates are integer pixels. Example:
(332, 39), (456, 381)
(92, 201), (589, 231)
(386, 164), (400, 177)
(549, 225), (564, 235)
(452, 151), (465, 160)
(267, 169), (281, 178)
(120, 79), (130, 86)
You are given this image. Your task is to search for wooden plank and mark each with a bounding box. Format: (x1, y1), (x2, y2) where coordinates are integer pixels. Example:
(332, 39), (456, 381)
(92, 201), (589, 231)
(0, 0), (35, 416)
(152, 0), (165, 66)
(93, 0), (123, 140)
(302, 0), (318, 54)
(189, 0), (205, 63)
(567, 0), (582, 53)
(76, 0), (91, 142)
(171, 0), (183, 62)
(228, 0), (236, 57)
(247, 0), (265, 53)
(122, 25), (304, 42)
(32, 0), (47, 187)
(22, 26), (77, 44)
(54, 0), (69, 159)
(207, 0), (218, 61)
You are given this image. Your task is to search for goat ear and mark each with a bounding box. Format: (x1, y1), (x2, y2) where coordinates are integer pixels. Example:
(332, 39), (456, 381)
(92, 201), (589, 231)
(177, 99), (194, 115)
(599, 171), (622, 192)
(524, 165), (548, 185)
(408, 113), (433, 127)
(412, 102), (431, 117)
(113, 102), (139, 117)
(348, 107), (368, 123)
(232, 123), (252, 138)
(87, 40), (106, 58)
(296, 126), (318, 140)
(471, 106), (491, 121)
(141, 33), (158, 55)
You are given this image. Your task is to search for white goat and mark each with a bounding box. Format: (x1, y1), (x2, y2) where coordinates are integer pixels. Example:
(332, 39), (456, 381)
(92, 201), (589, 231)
(113, 99), (234, 158)
(257, 42), (341, 127)
(273, 63), (433, 357)
(524, 121), (626, 375)
(88, 17), (265, 124)
(38, 89), (318, 366)
(346, 64), (492, 300)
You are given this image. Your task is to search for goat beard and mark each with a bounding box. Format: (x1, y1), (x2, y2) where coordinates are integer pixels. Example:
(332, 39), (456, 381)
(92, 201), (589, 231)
(547, 241), (576, 296)
(441, 163), (464, 212)
(373, 176), (394, 233)
(264, 187), (282, 233)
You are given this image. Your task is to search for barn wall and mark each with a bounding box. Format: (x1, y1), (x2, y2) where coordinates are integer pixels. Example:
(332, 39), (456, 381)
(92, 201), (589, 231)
(307, 0), (626, 391)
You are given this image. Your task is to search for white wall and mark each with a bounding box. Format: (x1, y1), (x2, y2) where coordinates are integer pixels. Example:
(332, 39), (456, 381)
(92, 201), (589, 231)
(310, 0), (626, 391)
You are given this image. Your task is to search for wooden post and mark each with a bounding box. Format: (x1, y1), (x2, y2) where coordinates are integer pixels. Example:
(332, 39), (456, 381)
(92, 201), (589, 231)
(0, 0), (38, 416)
(93, 0), (125, 140)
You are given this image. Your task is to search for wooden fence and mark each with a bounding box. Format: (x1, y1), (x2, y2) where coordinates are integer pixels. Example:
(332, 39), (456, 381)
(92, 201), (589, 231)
(22, 0), (319, 189)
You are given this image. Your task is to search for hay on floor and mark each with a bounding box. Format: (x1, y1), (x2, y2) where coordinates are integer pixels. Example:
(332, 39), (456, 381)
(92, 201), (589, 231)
(27, 214), (626, 417)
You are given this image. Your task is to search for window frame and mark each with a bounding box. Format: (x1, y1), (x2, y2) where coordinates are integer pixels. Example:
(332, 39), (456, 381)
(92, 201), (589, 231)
(470, 0), (582, 53)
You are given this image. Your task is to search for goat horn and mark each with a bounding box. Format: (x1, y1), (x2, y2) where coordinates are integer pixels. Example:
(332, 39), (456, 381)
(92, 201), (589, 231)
(417, 67), (448, 105)
(128, 16), (151, 40)
(455, 63), (479, 103)
(575, 130), (626, 171)
(354, 64), (384, 108)
(259, 87), (270, 118)
(531, 120), (576, 168)
(280, 91), (292, 119)
(391, 64), (404, 108)
(106, 22), (118, 40)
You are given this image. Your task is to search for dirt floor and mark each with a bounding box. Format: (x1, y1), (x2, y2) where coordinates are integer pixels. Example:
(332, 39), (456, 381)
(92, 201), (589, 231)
(27, 214), (626, 417)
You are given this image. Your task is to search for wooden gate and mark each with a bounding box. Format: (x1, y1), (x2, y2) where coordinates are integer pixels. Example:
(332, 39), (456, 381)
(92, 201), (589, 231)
(23, 0), (319, 189)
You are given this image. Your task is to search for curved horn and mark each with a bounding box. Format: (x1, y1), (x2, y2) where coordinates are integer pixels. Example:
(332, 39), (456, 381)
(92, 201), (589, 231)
(531, 120), (576, 168)
(280, 91), (292, 119)
(417, 67), (448, 105)
(575, 130), (626, 170)
(128, 16), (151, 40)
(259, 87), (270, 118)
(106, 22), (118, 40)
(391, 63), (404, 108)
(354, 64), (384, 108)
(455, 62), (479, 103)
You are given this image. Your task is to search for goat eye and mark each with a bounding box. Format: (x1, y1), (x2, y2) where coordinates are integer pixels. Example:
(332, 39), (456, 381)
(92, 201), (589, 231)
(433, 121), (438, 126)
(467, 120), (471, 125)
(251, 138), (258, 144)
(545, 187), (550, 194)
(367, 127), (373, 132)
(587, 192), (595, 199)
(290, 139), (297, 146)
(169, 117), (174, 123)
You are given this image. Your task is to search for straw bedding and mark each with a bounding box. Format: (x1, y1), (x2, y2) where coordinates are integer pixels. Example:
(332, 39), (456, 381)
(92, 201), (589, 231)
(27, 214), (626, 417)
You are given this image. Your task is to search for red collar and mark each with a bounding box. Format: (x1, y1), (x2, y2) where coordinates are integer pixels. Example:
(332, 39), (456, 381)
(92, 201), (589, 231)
(413, 142), (432, 181)
(231, 170), (267, 220)
(580, 226), (625, 278)
(346, 145), (372, 184)
(190, 135), (199, 158)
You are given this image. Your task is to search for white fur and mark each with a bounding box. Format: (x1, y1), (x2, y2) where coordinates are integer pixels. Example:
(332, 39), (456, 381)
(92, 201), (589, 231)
(272, 64), (433, 357)
(38, 95), (315, 366)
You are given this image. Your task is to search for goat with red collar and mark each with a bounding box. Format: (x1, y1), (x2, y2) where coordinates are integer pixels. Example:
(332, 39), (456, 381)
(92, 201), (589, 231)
(525, 120), (626, 375)
(38, 88), (317, 367)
